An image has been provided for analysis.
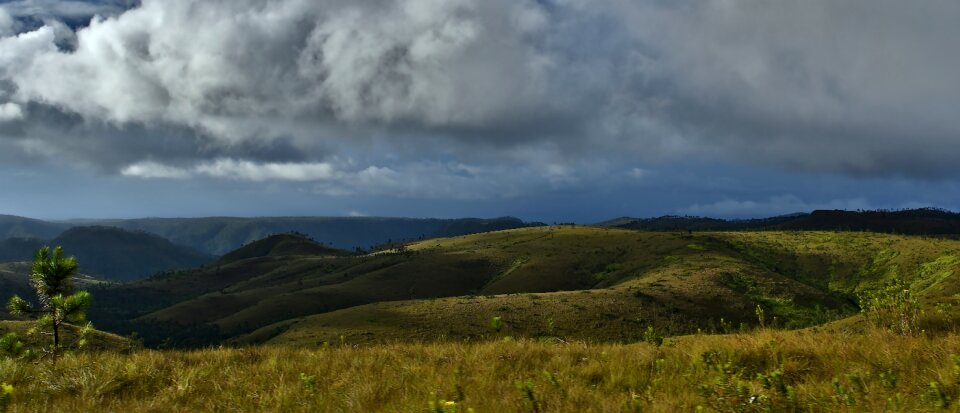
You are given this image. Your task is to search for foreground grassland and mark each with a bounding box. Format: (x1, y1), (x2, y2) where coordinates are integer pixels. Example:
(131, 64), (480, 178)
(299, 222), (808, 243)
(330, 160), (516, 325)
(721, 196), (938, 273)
(4, 324), (960, 412)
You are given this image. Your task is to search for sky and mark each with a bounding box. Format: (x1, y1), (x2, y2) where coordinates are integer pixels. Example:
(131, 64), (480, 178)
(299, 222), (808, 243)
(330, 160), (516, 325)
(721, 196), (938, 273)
(0, 0), (959, 222)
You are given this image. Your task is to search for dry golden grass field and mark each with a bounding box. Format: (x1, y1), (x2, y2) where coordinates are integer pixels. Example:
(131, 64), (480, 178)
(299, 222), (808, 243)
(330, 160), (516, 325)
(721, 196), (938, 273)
(4, 323), (960, 412)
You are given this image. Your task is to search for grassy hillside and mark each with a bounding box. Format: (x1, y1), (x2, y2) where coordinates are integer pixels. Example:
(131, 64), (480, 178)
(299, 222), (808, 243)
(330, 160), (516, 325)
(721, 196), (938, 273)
(5, 325), (960, 412)
(0, 320), (133, 353)
(247, 227), (960, 346)
(85, 226), (960, 348)
(7, 226), (960, 411)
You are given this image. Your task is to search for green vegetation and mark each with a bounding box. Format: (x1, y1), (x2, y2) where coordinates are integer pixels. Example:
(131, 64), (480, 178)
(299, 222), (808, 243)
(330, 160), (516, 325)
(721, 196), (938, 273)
(1, 225), (960, 410)
(859, 278), (922, 336)
(75, 227), (960, 347)
(0, 382), (11, 413)
(6, 247), (94, 356)
(0, 326), (959, 411)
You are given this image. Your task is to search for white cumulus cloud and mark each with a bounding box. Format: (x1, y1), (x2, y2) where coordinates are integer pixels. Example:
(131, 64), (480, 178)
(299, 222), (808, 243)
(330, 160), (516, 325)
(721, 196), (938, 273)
(0, 102), (23, 121)
(1, 0), (959, 191)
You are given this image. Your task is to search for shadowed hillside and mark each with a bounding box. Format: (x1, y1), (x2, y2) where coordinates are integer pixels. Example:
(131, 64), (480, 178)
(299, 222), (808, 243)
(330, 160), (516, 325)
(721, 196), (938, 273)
(0, 215), (68, 240)
(0, 227), (216, 282)
(84, 226), (960, 348)
(605, 208), (960, 235)
(84, 216), (543, 254)
(217, 233), (350, 265)
(0, 237), (45, 262)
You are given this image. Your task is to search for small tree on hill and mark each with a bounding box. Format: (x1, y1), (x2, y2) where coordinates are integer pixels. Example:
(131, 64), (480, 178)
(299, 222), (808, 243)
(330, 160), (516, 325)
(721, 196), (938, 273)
(6, 246), (93, 356)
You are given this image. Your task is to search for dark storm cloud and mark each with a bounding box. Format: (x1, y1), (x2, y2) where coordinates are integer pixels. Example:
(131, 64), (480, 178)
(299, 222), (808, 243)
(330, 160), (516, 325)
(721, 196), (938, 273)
(0, 0), (136, 19)
(0, 0), (958, 201)
(0, 102), (311, 171)
(600, 0), (960, 177)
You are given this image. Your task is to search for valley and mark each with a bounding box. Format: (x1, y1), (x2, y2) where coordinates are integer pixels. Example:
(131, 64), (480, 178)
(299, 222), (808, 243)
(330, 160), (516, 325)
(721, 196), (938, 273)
(72, 224), (960, 349)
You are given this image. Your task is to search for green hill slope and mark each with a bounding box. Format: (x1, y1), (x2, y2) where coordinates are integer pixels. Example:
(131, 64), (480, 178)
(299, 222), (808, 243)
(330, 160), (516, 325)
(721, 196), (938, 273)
(245, 228), (960, 346)
(86, 226), (960, 348)
(0, 320), (132, 352)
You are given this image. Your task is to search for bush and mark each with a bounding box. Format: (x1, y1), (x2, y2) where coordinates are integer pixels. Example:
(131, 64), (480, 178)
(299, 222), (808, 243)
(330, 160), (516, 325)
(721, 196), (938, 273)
(0, 333), (23, 359)
(859, 278), (921, 336)
(0, 383), (11, 413)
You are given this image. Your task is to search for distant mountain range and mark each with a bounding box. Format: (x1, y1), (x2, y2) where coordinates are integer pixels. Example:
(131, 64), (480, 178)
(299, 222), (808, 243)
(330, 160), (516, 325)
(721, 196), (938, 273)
(6, 208), (960, 284)
(82, 216), (544, 254)
(0, 227), (214, 282)
(0, 215), (543, 282)
(600, 208), (960, 235)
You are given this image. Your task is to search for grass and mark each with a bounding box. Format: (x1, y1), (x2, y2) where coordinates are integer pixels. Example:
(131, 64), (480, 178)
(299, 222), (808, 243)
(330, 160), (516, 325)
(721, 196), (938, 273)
(0, 321), (134, 353)
(87, 227), (960, 347)
(6, 228), (960, 410)
(3, 323), (960, 412)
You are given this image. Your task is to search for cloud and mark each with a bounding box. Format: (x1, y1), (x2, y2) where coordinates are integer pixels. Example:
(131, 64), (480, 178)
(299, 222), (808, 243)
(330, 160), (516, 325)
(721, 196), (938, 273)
(2, 0), (562, 139)
(0, 0), (958, 202)
(627, 168), (647, 180)
(0, 0), (135, 21)
(120, 160), (188, 179)
(194, 159), (336, 182)
(0, 7), (16, 36)
(123, 159), (336, 182)
(118, 156), (618, 201)
(601, 0), (960, 177)
(0, 102), (22, 121)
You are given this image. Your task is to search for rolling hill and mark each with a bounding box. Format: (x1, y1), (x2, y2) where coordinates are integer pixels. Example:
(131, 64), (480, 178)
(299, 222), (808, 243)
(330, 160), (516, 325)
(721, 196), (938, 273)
(216, 233), (350, 265)
(51, 226), (215, 282)
(0, 214), (69, 240)
(0, 215), (540, 283)
(86, 226), (960, 348)
(82, 216), (543, 254)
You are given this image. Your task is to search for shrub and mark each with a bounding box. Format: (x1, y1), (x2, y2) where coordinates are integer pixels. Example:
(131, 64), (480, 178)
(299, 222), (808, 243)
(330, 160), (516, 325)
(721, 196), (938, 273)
(858, 278), (921, 336)
(489, 316), (504, 334)
(0, 333), (23, 359)
(643, 326), (663, 347)
(0, 383), (11, 413)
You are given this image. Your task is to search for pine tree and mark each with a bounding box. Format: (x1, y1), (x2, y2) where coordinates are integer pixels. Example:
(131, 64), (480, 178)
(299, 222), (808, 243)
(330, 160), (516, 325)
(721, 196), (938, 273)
(6, 246), (93, 355)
